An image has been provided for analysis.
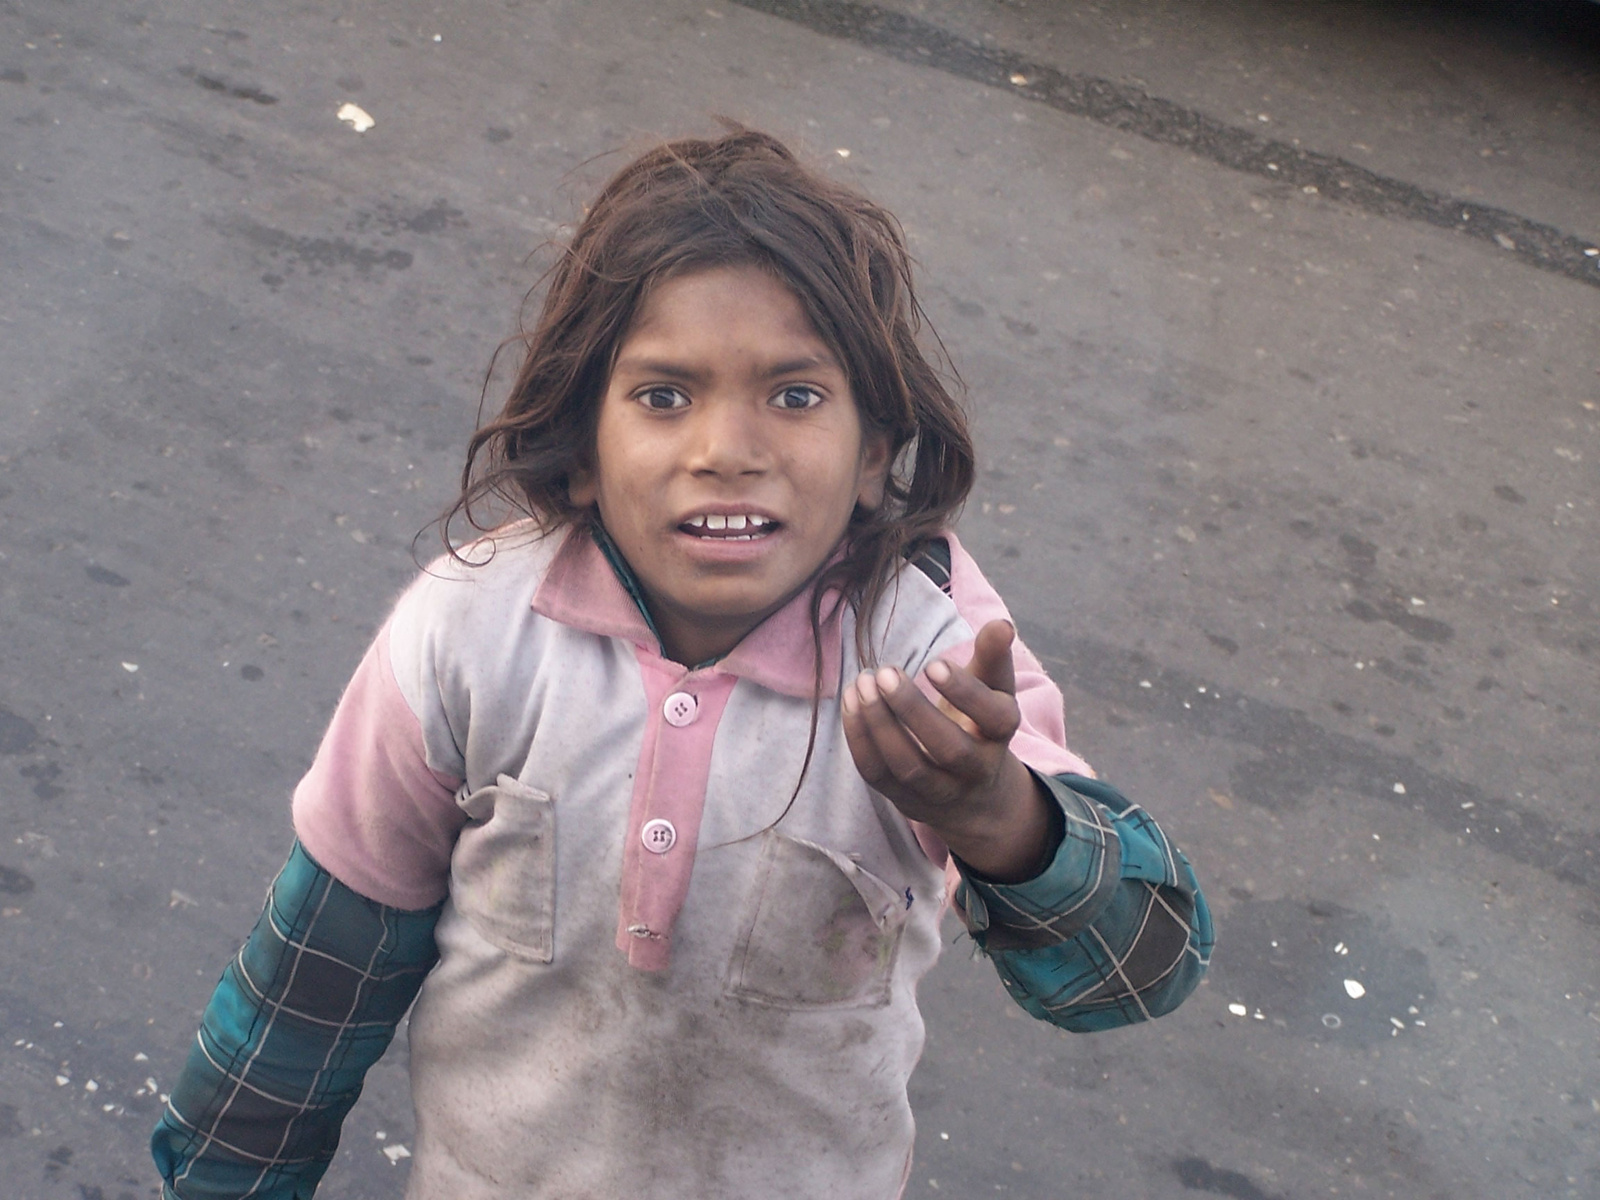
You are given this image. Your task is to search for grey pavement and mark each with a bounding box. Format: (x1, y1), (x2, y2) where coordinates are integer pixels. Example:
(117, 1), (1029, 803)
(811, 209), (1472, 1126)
(1, 1), (1597, 1197)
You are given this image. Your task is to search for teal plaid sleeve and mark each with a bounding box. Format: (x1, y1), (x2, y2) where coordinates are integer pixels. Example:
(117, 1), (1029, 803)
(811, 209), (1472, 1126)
(954, 772), (1213, 1033)
(152, 841), (441, 1200)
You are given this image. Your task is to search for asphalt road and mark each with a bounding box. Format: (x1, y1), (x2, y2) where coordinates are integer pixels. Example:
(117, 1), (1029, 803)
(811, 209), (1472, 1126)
(2, 1), (1597, 1198)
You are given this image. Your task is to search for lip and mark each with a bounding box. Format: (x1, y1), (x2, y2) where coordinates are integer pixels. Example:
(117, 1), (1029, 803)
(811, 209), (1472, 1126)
(673, 528), (783, 567)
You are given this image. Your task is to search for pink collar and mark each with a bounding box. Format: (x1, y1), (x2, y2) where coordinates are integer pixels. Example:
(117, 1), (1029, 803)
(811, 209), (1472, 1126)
(531, 527), (844, 698)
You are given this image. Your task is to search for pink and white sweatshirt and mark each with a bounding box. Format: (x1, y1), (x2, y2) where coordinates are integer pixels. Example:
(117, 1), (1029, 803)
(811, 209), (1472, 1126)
(290, 523), (1088, 1200)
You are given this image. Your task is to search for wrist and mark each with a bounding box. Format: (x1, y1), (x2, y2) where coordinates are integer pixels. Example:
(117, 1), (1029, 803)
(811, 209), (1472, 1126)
(938, 757), (1060, 883)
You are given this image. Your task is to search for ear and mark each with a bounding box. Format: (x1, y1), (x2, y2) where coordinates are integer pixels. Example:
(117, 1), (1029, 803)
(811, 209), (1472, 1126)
(854, 430), (893, 512)
(567, 465), (597, 508)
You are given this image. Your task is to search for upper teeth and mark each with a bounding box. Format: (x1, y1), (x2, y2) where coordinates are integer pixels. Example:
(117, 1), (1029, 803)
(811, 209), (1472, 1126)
(686, 514), (772, 531)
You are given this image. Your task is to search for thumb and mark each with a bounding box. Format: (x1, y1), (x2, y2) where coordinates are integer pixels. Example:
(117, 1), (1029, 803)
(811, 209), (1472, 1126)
(968, 619), (1017, 697)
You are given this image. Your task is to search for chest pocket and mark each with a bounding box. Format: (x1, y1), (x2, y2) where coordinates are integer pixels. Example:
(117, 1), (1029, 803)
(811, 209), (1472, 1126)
(725, 832), (909, 1010)
(450, 774), (556, 963)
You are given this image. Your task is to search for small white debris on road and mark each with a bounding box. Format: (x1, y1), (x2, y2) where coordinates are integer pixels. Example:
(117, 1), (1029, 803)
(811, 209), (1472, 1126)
(337, 103), (375, 133)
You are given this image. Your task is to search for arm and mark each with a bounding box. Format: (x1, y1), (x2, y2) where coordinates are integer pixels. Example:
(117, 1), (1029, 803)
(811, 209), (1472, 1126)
(845, 539), (1210, 1028)
(152, 841), (441, 1200)
(154, 584), (468, 1197)
(845, 628), (1212, 1028)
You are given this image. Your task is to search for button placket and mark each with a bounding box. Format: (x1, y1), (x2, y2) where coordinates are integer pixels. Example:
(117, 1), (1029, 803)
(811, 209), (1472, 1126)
(617, 659), (737, 969)
(644, 690), (696, 855)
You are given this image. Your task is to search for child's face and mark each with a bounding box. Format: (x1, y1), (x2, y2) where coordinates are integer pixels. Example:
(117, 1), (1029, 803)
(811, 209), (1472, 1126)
(570, 264), (890, 666)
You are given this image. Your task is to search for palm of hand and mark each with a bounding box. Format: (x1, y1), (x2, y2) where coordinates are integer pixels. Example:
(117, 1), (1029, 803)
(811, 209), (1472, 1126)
(841, 618), (1028, 834)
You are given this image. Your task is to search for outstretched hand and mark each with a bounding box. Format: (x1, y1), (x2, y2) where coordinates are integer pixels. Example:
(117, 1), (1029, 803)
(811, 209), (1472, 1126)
(841, 619), (1055, 882)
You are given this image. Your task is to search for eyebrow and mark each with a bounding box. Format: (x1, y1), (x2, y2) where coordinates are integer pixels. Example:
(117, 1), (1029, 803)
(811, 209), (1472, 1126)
(762, 355), (838, 377)
(610, 354), (840, 383)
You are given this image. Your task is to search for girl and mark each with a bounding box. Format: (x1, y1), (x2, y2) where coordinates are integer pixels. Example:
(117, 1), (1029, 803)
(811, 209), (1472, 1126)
(153, 129), (1211, 1200)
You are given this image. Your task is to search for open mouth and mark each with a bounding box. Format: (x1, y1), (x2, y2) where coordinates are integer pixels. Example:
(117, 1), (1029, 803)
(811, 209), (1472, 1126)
(678, 513), (779, 541)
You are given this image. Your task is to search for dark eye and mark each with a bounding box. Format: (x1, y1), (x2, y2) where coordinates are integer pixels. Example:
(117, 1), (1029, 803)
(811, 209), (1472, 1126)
(771, 385), (823, 410)
(639, 386), (689, 411)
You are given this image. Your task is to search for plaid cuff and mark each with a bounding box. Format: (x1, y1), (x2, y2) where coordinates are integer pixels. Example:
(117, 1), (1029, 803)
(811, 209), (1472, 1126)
(957, 773), (1213, 1032)
(954, 772), (1125, 952)
(153, 841), (441, 1200)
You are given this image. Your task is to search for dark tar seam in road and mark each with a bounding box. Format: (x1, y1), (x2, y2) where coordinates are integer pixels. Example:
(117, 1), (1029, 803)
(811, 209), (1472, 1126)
(1023, 624), (1599, 897)
(730, 0), (1600, 290)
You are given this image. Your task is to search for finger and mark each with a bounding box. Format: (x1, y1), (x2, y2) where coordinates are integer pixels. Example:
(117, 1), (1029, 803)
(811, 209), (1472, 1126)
(849, 669), (952, 794)
(840, 675), (894, 788)
(966, 619), (1017, 697)
(924, 657), (1020, 745)
(870, 666), (988, 775)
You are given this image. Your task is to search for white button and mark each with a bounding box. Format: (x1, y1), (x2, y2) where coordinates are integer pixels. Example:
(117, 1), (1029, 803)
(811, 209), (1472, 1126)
(662, 691), (698, 727)
(641, 818), (677, 854)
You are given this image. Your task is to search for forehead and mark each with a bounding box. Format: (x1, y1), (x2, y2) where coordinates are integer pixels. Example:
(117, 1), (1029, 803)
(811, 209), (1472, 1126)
(621, 265), (836, 362)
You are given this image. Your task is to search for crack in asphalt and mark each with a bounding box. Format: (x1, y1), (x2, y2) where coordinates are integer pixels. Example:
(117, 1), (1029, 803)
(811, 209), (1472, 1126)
(1021, 623), (1599, 896)
(730, 0), (1600, 290)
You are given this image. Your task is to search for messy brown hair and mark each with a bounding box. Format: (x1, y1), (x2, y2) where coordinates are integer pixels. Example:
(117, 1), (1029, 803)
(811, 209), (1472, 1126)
(448, 127), (975, 664)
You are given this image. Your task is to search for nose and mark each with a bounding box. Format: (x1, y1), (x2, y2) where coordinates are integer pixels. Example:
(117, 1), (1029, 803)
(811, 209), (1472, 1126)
(686, 397), (768, 478)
